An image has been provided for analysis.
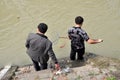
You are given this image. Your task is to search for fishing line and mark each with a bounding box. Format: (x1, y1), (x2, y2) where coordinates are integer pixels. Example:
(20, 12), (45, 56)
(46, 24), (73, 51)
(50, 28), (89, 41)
(48, 31), (68, 49)
(50, 31), (60, 45)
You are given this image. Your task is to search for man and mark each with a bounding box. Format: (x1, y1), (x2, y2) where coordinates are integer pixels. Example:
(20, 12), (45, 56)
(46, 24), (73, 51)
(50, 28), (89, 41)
(25, 23), (60, 71)
(68, 16), (103, 61)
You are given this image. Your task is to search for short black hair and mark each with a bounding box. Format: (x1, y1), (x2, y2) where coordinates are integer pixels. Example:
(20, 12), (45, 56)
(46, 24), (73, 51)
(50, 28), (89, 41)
(75, 16), (84, 24)
(38, 23), (48, 33)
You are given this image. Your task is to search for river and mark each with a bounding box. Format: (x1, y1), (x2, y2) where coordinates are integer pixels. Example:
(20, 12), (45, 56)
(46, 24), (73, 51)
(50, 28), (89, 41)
(0, 0), (120, 68)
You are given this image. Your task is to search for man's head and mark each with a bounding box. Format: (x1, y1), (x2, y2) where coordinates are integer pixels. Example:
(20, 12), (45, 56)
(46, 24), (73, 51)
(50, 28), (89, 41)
(37, 23), (48, 34)
(75, 16), (84, 25)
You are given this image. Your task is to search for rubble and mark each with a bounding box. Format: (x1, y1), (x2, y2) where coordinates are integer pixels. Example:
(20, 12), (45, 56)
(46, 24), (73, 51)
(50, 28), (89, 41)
(2, 53), (120, 80)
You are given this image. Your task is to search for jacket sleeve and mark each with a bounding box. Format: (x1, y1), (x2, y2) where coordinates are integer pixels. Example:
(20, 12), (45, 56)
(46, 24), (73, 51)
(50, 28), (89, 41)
(25, 35), (30, 49)
(48, 43), (58, 64)
(68, 28), (73, 39)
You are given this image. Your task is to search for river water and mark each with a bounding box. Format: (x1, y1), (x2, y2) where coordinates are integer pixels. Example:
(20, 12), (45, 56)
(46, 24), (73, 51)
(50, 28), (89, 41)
(0, 0), (120, 67)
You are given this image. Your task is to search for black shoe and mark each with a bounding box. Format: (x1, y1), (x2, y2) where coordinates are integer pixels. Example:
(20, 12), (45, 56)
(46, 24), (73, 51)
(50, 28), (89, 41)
(70, 58), (76, 61)
(80, 59), (85, 62)
(77, 57), (85, 62)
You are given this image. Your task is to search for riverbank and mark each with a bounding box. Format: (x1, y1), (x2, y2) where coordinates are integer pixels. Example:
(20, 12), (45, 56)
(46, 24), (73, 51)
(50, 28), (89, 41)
(1, 53), (120, 80)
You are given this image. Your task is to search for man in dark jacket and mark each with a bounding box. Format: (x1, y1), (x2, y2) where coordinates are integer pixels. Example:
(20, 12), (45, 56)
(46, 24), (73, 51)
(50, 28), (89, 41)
(68, 16), (103, 61)
(25, 23), (60, 71)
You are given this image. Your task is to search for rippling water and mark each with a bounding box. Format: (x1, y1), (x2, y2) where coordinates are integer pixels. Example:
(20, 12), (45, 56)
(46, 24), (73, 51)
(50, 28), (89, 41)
(0, 0), (120, 67)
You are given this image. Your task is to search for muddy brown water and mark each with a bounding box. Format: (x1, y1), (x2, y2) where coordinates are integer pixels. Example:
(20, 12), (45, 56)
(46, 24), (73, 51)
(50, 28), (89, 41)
(0, 0), (120, 68)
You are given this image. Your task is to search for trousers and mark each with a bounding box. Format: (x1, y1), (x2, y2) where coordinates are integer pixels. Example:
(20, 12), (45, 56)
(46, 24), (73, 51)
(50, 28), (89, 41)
(32, 59), (47, 71)
(70, 45), (85, 60)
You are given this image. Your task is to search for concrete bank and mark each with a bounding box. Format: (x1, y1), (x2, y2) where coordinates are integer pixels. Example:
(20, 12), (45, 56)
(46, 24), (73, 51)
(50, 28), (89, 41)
(1, 53), (120, 80)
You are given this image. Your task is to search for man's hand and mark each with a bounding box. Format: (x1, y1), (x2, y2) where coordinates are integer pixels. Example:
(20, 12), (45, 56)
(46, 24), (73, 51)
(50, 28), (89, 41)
(55, 64), (60, 70)
(98, 39), (103, 42)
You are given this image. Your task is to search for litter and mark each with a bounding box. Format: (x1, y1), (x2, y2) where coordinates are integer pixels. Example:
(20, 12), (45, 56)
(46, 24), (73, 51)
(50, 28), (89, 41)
(55, 67), (71, 75)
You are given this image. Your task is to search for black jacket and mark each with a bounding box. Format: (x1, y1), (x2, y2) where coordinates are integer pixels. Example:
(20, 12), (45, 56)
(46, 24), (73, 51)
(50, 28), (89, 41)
(25, 33), (58, 64)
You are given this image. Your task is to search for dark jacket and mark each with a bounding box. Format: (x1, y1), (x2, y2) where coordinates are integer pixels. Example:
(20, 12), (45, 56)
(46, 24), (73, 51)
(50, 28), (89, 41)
(25, 33), (58, 64)
(68, 27), (89, 49)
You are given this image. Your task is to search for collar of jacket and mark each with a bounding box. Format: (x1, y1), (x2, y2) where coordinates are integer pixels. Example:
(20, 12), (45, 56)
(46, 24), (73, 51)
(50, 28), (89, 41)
(36, 33), (48, 39)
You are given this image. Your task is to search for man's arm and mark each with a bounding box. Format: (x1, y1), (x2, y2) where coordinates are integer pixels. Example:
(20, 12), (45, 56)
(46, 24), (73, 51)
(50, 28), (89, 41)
(25, 33), (31, 49)
(87, 38), (103, 44)
(81, 31), (103, 44)
(25, 38), (30, 49)
(48, 49), (58, 64)
(48, 43), (60, 70)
